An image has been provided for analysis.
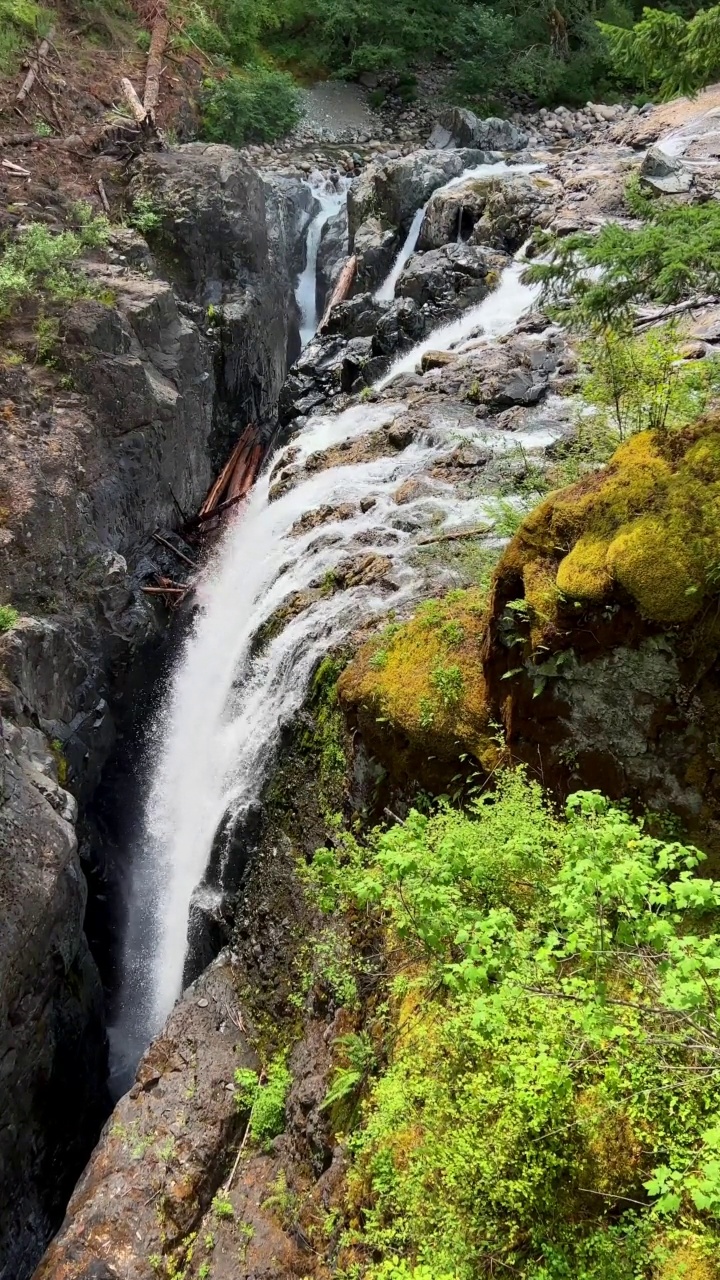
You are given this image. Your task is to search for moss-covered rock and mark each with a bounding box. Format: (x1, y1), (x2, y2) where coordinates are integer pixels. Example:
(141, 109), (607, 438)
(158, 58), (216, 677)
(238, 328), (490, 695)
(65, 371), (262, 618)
(339, 588), (500, 789)
(502, 420), (720, 626)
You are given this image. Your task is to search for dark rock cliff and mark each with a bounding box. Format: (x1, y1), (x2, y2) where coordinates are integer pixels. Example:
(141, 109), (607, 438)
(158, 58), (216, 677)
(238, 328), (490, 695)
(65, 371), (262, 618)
(0, 143), (304, 1279)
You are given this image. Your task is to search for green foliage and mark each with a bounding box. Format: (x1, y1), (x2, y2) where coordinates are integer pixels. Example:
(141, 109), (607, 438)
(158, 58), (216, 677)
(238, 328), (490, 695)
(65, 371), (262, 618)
(528, 196), (720, 327)
(200, 64), (301, 145)
(211, 1192), (234, 1219)
(311, 771), (720, 1278)
(581, 324), (720, 440)
(0, 0), (52, 73)
(429, 662), (464, 708)
(600, 3), (720, 99)
(322, 1031), (377, 1113)
(233, 1055), (292, 1148)
(0, 209), (110, 320)
(0, 605), (19, 632)
(128, 193), (164, 236)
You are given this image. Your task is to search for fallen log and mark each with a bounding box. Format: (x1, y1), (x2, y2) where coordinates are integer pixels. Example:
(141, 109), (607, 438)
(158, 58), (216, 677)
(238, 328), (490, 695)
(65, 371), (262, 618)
(318, 254), (357, 331)
(17, 27), (55, 104)
(144, 10), (169, 118)
(197, 427), (255, 519)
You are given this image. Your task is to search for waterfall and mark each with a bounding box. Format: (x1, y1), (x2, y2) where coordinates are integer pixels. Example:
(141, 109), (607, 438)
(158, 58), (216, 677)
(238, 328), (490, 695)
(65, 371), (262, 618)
(374, 161), (543, 302)
(375, 205), (426, 302)
(109, 240), (545, 1093)
(295, 175), (349, 346)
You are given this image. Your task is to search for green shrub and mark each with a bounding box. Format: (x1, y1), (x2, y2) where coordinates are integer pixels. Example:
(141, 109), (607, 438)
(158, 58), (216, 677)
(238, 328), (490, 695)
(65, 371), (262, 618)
(200, 65), (301, 145)
(310, 771), (720, 1278)
(0, 605), (19, 632)
(234, 1054), (292, 1148)
(581, 323), (720, 440)
(0, 209), (110, 319)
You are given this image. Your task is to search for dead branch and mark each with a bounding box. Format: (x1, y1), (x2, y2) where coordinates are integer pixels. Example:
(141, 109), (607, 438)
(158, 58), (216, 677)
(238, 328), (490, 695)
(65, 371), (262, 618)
(1, 158), (31, 175)
(97, 178), (111, 215)
(144, 10), (169, 118)
(152, 530), (197, 569)
(318, 255), (357, 331)
(633, 296), (719, 331)
(121, 76), (149, 126)
(17, 27), (56, 104)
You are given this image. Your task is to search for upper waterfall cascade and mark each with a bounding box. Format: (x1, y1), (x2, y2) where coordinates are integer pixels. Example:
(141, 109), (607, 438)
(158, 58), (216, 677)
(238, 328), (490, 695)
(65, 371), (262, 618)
(375, 160), (544, 302)
(110, 186), (546, 1089)
(295, 172), (350, 346)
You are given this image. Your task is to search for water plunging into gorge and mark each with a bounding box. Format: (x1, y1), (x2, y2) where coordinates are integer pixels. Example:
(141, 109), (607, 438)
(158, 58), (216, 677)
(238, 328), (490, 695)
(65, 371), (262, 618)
(109, 163), (546, 1089)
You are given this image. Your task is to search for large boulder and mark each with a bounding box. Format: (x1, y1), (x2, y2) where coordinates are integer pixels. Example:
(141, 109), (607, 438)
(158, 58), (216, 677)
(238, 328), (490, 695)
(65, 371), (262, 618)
(639, 145), (693, 194)
(353, 213), (399, 293)
(428, 107), (529, 152)
(32, 957), (258, 1280)
(347, 147), (491, 242)
(316, 203), (349, 316)
(396, 242), (508, 314)
(419, 171), (561, 253)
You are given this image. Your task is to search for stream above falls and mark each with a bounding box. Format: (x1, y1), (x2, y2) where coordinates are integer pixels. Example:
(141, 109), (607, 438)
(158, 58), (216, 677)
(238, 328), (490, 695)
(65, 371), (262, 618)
(109, 151), (566, 1091)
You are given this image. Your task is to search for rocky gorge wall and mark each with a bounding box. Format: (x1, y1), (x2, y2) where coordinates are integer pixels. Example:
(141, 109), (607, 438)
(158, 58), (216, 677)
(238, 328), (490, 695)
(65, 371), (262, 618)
(0, 142), (309, 1279)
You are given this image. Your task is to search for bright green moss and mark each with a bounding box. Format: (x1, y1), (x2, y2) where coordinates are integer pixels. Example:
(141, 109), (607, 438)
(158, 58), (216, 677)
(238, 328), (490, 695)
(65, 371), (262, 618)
(505, 419), (720, 626)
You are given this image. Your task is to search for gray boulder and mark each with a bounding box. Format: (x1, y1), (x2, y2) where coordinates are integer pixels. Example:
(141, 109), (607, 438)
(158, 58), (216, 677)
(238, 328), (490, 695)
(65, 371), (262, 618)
(348, 147), (492, 242)
(428, 107), (529, 152)
(396, 242), (509, 313)
(316, 203), (349, 315)
(639, 146), (693, 194)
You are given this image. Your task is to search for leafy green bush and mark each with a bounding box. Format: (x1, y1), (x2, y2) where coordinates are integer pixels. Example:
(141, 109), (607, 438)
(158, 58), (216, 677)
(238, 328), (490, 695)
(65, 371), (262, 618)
(0, 605), (19, 633)
(581, 323), (720, 439)
(234, 1054), (292, 1148)
(200, 65), (300, 145)
(309, 771), (720, 1278)
(0, 207), (110, 319)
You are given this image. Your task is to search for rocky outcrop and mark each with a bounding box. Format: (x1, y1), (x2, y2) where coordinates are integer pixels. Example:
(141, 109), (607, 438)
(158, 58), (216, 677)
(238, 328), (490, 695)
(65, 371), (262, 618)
(131, 144), (301, 455)
(316, 204), (350, 314)
(480, 417), (720, 846)
(418, 172), (561, 253)
(0, 144), (309, 1276)
(428, 106), (529, 152)
(347, 147), (491, 243)
(396, 242), (507, 313)
(33, 957), (258, 1280)
(0, 693), (107, 1280)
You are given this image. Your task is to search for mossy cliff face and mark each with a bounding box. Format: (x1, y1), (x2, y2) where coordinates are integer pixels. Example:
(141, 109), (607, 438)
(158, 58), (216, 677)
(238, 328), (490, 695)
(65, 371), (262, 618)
(341, 418), (720, 840)
(339, 588), (501, 792)
(503, 421), (720, 627)
(483, 416), (720, 844)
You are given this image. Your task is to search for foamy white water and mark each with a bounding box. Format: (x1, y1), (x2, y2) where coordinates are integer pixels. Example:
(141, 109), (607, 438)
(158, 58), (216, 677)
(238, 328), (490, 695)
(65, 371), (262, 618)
(375, 161), (543, 302)
(296, 176), (349, 345)
(378, 250), (541, 387)
(111, 222), (547, 1088)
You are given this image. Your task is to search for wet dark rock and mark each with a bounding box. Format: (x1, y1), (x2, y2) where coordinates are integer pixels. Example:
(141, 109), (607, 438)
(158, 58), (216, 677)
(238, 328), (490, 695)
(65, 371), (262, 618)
(353, 214), (399, 292)
(348, 148), (492, 243)
(396, 242), (508, 314)
(316, 203), (349, 315)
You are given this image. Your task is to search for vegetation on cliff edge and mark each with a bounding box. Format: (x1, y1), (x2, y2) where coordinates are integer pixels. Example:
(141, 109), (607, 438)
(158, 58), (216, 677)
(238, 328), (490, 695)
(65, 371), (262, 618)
(307, 770), (720, 1279)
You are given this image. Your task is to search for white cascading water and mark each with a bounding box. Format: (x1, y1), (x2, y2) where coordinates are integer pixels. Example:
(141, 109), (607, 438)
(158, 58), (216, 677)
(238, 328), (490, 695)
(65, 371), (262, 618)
(296, 173), (349, 345)
(375, 160), (543, 302)
(110, 176), (546, 1089)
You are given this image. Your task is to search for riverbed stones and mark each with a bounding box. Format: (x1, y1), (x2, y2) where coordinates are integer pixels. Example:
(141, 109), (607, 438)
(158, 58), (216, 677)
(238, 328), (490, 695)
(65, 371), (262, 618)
(639, 145), (693, 194)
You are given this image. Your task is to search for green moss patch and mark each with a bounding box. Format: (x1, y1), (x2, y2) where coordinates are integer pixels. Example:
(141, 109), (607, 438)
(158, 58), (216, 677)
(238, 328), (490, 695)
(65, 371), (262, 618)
(339, 589), (498, 771)
(503, 418), (720, 626)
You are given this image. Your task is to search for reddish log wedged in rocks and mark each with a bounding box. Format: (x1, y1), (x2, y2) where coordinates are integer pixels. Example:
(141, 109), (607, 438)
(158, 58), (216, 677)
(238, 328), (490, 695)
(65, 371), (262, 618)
(318, 254), (357, 331)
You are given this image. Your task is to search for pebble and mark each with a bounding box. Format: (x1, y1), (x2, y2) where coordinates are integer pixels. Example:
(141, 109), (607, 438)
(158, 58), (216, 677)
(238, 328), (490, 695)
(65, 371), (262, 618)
(197, 998), (209, 1007)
